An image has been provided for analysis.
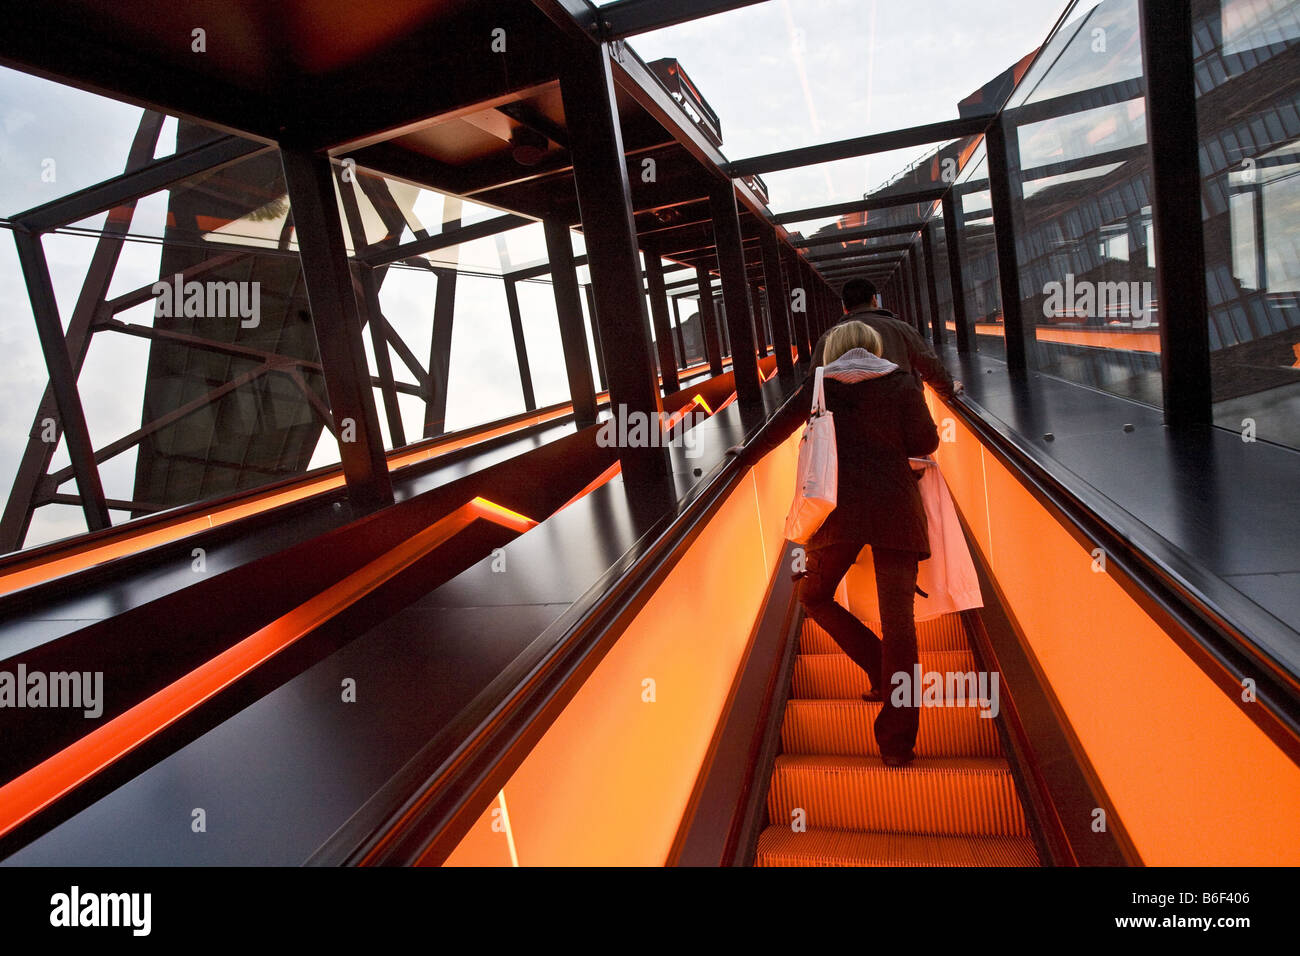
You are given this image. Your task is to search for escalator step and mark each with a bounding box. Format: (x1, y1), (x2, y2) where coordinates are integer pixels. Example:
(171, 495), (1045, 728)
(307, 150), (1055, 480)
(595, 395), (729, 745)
(767, 754), (1029, 836)
(792, 650), (981, 700)
(754, 826), (1040, 867)
(782, 699), (1002, 758)
(799, 616), (969, 654)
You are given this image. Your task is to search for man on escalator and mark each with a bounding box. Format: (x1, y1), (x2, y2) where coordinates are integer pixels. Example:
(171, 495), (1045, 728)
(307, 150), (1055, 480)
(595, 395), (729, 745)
(811, 277), (963, 399)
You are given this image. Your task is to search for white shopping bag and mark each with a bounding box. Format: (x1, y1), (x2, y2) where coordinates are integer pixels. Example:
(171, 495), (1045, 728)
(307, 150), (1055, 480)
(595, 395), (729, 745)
(843, 457), (983, 622)
(783, 367), (838, 544)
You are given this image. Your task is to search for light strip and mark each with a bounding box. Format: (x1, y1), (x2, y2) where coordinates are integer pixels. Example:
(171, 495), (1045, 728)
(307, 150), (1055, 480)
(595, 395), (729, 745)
(0, 496), (537, 839)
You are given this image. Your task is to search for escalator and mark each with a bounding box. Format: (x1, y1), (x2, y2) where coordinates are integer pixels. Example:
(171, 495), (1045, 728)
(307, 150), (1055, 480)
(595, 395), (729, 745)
(2, 352), (1297, 867)
(756, 614), (1039, 867)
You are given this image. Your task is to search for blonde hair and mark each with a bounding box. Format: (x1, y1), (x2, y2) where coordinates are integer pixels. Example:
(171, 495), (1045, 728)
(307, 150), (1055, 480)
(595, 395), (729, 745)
(823, 320), (883, 364)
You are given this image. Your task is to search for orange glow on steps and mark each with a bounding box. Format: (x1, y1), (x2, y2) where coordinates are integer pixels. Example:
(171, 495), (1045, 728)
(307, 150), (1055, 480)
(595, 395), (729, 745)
(0, 497), (537, 839)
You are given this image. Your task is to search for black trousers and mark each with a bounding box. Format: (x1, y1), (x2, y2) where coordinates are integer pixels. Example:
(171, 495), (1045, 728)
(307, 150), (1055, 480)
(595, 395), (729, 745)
(798, 541), (921, 759)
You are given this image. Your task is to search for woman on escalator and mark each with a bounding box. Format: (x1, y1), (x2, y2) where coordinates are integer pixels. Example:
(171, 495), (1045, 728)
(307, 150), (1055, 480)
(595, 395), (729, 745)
(790, 320), (940, 767)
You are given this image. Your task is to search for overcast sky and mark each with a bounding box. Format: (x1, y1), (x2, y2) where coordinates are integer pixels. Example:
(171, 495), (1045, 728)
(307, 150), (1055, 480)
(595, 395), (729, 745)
(0, 0), (1069, 549)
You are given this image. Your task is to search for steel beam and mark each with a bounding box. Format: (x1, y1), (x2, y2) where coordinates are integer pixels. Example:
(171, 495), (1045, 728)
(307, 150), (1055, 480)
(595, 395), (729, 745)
(942, 191), (971, 354)
(921, 220), (944, 350)
(424, 267), (458, 437)
(503, 279), (538, 411)
(360, 214), (532, 268)
(984, 117), (1029, 373)
(910, 246), (928, 337)
(787, 249), (810, 361)
(14, 136), (270, 233)
(729, 115), (990, 177)
(794, 222), (927, 248)
(670, 296), (686, 366)
(11, 229), (112, 533)
(543, 219), (598, 427)
(759, 229), (795, 377)
(280, 147), (393, 511)
(561, 38), (674, 495)
(750, 278), (769, 358)
(775, 187), (947, 226)
(642, 242), (681, 394)
(356, 266), (407, 447)
(695, 263), (724, 376)
(583, 284), (609, 391)
(1138, 0), (1211, 426)
(598, 0), (771, 37)
(709, 182), (762, 407)
(808, 241), (915, 263)
(0, 110), (164, 552)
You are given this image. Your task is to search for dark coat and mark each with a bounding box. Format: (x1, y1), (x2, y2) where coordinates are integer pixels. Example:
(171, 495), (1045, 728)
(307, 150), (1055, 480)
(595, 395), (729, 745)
(806, 369), (940, 557)
(811, 307), (957, 400)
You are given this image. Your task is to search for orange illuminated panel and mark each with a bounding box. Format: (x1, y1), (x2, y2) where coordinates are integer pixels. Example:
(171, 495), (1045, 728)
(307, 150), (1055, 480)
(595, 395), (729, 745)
(467, 497), (538, 533)
(556, 461), (621, 513)
(923, 388), (1300, 864)
(443, 792), (517, 867)
(1034, 327), (1161, 353)
(0, 496), (538, 838)
(965, 323), (1162, 353)
(439, 429), (803, 865)
(691, 394), (716, 415)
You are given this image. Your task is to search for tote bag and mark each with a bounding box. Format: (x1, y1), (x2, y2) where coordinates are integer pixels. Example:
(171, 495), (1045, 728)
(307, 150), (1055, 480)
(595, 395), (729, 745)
(783, 366), (838, 544)
(842, 457), (983, 622)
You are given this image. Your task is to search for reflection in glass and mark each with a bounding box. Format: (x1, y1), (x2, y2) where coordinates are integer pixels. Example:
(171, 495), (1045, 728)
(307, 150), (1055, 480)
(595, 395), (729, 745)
(1196, 0), (1300, 449)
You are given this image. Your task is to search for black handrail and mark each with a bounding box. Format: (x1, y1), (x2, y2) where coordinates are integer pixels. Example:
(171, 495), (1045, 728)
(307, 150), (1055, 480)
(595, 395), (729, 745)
(308, 374), (809, 866)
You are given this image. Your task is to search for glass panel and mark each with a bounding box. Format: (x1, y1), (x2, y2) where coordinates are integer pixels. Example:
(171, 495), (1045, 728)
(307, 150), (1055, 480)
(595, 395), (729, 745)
(950, 144), (1005, 355)
(0, 115), (346, 552)
(1195, 0), (1300, 450)
(611, 0), (1064, 160)
(1002, 0), (1162, 404)
(0, 66), (219, 216)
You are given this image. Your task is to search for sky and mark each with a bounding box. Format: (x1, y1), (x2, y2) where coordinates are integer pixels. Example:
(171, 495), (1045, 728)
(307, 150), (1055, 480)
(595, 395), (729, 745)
(0, 0), (1070, 550)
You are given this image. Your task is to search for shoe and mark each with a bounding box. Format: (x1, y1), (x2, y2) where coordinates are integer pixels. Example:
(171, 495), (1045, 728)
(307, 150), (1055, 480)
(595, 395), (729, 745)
(861, 688), (883, 703)
(881, 751), (915, 768)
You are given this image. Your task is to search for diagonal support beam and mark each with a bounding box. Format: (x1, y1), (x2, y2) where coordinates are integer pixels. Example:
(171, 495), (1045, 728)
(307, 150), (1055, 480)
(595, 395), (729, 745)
(279, 146), (393, 511)
(11, 228), (112, 533)
(14, 136), (270, 233)
(358, 214), (532, 268)
(775, 187), (948, 226)
(728, 115), (991, 177)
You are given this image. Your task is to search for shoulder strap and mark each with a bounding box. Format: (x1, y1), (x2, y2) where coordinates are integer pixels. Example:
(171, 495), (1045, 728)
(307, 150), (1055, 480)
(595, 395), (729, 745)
(811, 366), (827, 416)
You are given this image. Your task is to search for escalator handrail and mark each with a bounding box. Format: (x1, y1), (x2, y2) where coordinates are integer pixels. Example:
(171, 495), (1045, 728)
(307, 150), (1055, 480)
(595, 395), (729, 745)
(308, 367), (805, 866)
